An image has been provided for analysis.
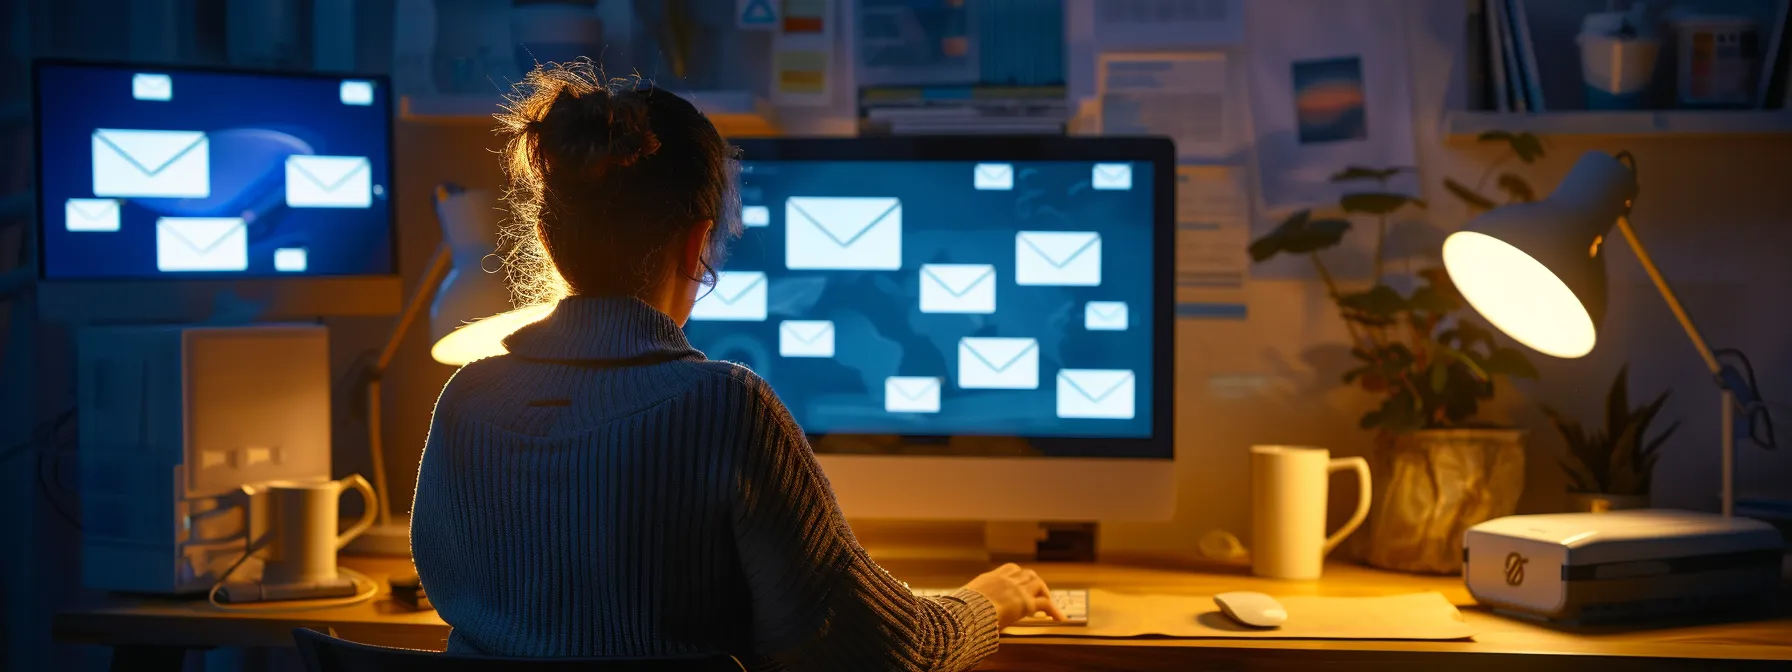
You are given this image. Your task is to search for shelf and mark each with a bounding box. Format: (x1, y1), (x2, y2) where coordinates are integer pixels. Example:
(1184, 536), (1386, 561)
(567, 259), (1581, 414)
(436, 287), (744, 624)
(1444, 110), (1792, 139)
(400, 91), (779, 137)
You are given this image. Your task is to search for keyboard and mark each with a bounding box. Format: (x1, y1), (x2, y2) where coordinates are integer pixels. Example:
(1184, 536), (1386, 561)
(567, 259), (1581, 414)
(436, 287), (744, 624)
(910, 587), (1089, 627)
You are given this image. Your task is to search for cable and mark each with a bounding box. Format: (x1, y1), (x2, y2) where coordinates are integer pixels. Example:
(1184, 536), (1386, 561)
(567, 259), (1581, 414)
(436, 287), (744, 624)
(1714, 348), (1776, 451)
(206, 536), (381, 613)
(37, 451), (81, 530)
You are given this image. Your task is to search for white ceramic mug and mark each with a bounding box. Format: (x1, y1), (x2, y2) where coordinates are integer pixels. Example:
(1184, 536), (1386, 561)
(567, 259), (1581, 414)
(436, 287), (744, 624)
(246, 475), (376, 586)
(1250, 446), (1371, 580)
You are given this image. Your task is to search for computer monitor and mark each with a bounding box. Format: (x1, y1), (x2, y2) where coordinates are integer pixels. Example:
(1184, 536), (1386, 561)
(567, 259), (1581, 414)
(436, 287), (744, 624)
(32, 60), (401, 322)
(691, 137), (1176, 521)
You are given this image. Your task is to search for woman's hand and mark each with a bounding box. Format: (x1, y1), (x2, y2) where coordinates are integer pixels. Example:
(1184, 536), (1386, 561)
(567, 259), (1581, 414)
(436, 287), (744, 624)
(963, 563), (1066, 627)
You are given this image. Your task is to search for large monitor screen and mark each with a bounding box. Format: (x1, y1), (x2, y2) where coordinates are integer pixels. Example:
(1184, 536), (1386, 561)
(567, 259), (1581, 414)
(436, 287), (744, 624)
(686, 139), (1172, 457)
(34, 61), (395, 280)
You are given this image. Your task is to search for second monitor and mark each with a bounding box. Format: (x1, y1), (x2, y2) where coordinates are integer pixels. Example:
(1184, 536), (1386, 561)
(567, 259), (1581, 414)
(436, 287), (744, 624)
(691, 137), (1177, 522)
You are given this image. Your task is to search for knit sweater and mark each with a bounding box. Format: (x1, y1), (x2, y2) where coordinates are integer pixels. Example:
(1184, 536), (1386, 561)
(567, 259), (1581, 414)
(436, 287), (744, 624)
(409, 296), (1001, 671)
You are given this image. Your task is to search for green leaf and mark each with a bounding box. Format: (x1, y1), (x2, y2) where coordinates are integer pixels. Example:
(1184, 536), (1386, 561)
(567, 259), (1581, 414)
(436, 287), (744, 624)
(1330, 166), (1412, 183)
(1477, 130), (1514, 143)
(1443, 178), (1498, 211)
(1341, 192), (1419, 215)
(1406, 285), (1459, 315)
(1364, 391), (1423, 432)
(1338, 285), (1408, 319)
(1510, 133), (1545, 163)
(1641, 420), (1680, 460)
(1605, 366), (1632, 440)
(1432, 346), (1489, 381)
(1497, 173), (1535, 202)
(1481, 347), (1539, 379)
(1282, 219), (1352, 254)
(1342, 365), (1370, 384)
(1429, 360), (1450, 393)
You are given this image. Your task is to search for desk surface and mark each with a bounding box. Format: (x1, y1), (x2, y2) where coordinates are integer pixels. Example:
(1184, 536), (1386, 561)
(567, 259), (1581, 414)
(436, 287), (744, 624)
(54, 556), (1792, 671)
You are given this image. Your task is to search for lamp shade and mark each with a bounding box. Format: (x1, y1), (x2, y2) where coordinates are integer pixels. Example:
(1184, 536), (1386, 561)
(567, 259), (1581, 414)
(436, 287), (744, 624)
(1441, 151), (1637, 359)
(426, 185), (548, 366)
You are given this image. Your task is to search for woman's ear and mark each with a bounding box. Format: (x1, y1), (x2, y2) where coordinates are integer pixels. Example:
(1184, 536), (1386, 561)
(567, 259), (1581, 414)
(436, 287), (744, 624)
(682, 220), (714, 278)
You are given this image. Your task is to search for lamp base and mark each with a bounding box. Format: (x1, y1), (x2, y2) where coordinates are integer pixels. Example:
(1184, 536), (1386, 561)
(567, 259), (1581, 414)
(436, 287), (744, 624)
(342, 517), (412, 557)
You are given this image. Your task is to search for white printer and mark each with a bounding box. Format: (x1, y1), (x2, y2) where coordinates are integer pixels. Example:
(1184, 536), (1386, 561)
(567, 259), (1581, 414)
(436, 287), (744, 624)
(1464, 510), (1784, 624)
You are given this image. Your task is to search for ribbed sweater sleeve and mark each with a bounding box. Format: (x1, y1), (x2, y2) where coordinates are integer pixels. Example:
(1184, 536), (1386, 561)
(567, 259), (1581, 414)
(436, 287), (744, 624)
(729, 379), (1000, 672)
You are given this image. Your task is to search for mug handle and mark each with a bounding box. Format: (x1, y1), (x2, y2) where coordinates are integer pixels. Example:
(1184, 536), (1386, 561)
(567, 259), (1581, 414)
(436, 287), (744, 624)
(1321, 457), (1373, 555)
(336, 474), (379, 550)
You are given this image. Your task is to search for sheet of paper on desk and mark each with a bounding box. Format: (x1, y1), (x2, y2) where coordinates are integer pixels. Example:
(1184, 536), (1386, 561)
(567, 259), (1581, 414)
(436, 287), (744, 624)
(1174, 165), (1248, 319)
(1005, 590), (1476, 640)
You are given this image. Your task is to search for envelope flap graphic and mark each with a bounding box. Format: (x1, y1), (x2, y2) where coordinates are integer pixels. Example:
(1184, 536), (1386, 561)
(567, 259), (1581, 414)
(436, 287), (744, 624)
(961, 338), (1039, 372)
(790, 197), (901, 247)
(1091, 303), (1124, 319)
(977, 164), (1010, 179)
(923, 265), (995, 297)
(892, 379), (938, 399)
(782, 321), (832, 343)
(712, 274), (766, 303)
(1018, 232), (1101, 268)
(70, 200), (117, 219)
(1060, 371), (1135, 402)
(95, 130), (207, 176)
(161, 219), (245, 254)
(1096, 164), (1129, 178)
(289, 156), (370, 191)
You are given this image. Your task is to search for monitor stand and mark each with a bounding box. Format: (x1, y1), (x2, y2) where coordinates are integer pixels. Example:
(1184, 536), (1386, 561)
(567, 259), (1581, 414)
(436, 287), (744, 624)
(850, 520), (1047, 564)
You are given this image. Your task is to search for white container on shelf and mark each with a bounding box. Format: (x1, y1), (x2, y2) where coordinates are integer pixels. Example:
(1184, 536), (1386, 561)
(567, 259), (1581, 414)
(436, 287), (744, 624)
(1577, 11), (1661, 110)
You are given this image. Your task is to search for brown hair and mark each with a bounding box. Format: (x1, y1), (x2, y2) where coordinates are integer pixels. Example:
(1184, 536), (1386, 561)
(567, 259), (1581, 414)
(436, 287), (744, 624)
(496, 60), (739, 305)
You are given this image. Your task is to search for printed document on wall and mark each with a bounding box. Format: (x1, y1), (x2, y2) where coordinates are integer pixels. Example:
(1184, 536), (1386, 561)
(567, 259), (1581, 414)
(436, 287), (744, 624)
(1098, 52), (1236, 162)
(1176, 165), (1249, 319)
(773, 0), (834, 106)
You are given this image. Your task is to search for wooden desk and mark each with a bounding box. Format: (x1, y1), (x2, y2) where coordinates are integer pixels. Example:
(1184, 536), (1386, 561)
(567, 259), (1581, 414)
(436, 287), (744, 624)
(53, 557), (1792, 671)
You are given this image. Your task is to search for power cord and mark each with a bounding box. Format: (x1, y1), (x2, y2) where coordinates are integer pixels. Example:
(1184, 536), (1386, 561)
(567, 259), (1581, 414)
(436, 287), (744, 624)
(205, 534), (381, 613)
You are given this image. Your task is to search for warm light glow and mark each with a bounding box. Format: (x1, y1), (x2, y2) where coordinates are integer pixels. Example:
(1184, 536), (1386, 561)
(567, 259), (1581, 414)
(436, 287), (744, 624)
(1442, 231), (1597, 358)
(429, 304), (555, 366)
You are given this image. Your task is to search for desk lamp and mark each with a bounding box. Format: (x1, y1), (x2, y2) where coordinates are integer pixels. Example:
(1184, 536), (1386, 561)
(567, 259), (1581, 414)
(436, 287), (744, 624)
(1441, 150), (1771, 517)
(348, 184), (551, 555)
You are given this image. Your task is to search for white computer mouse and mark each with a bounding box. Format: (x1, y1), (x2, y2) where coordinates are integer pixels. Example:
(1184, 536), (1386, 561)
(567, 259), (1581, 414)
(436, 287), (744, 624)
(1213, 591), (1288, 628)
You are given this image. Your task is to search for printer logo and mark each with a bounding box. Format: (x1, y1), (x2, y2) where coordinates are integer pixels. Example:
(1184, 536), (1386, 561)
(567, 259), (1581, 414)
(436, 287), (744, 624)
(1504, 552), (1528, 586)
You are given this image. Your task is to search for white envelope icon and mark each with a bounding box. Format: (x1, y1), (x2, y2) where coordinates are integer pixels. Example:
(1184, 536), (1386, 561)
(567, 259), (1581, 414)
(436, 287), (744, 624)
(340, 80), (375, 106)
(1085, 301), (1128, 331)
(786, 197), (903, 270)
(779, 320), (835, 357)
(689, 271), (768, 321)
(157, 217), (247, 272)
(1016, 231), (1102, 286)
(974, 163), (1013, 190)
(885, 377), (942, 413)
(920, 264), (997, 314)
(1093, 163), (1133, 190)
(92, 129), (210, 199)
(133, 73), (172, 101)
(958, 337), (1039, 389)
(1057, 369), (1136, 419)
(65, 198), (120, 232)
(742, 205), (770, 227)
(286, 155), (372, 208)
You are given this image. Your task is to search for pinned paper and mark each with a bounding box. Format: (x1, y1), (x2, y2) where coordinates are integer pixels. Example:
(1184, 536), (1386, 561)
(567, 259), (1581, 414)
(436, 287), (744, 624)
(738, 0), (779, 29)
(772, 0), (834, 106)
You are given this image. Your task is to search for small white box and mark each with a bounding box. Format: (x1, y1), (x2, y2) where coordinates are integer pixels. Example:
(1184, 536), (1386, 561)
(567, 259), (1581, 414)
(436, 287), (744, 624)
(274, 248), (308, 272)
(133, 73), (172, 101)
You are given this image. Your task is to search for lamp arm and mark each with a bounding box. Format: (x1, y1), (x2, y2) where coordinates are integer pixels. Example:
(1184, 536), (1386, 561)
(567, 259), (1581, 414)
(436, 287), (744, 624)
(1613, 216), (1722, 377)
(364, 242), (453, 526)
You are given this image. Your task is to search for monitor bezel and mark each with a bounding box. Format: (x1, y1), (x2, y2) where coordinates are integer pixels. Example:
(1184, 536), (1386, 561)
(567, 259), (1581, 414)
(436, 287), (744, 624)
(30, 58), (402, 285)
(730, 136), (1177, 461)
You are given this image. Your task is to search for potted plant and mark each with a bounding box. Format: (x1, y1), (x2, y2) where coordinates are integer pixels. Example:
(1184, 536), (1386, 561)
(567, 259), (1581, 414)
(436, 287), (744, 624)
(1543, 366), (1679, 512)
(1249, 149), (1541, 575)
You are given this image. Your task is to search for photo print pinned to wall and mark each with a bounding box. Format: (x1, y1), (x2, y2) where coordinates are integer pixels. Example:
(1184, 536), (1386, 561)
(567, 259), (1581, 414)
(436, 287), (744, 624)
(1290, 56), (1368, 144)
(1245, 0), (1417, 211)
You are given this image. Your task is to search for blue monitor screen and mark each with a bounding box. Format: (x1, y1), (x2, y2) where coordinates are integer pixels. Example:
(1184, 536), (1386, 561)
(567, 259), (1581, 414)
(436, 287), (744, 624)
(684, 159), (1157, 440)
(34, 62), (395, 280)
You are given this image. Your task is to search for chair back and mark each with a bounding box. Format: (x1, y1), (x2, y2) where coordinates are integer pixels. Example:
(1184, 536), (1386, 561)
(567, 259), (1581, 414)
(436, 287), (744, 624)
(292, 628), (747, 672)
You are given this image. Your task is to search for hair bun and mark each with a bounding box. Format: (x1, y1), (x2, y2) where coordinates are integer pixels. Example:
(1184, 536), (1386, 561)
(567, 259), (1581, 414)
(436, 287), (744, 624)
(526, 73), (662, 174)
